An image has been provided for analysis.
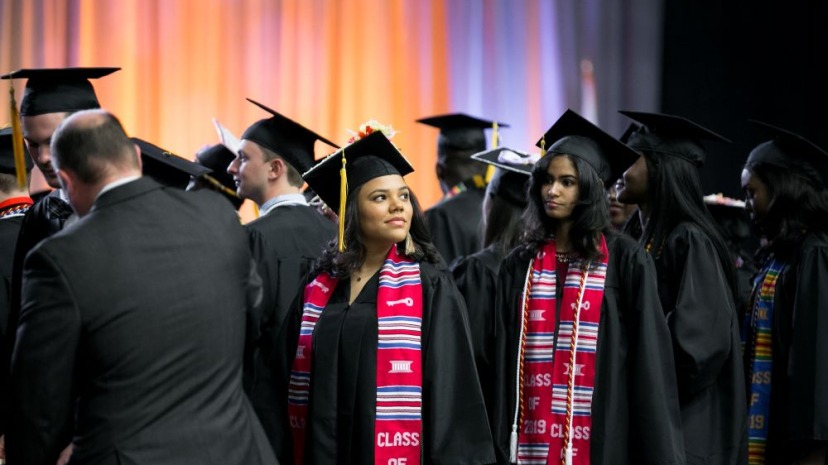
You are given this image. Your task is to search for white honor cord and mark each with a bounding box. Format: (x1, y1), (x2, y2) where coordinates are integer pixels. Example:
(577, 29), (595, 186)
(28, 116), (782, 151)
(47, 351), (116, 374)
(510, 259), (535, 464)
(565, 260), (590, 465)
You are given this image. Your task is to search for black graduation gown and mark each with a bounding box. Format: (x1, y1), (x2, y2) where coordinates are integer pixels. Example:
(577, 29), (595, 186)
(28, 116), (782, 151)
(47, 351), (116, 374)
(245, 204), (336, 463)
(298, 261), (496, 465)
(653, 223), (748, 465)
(425, 186), (485, 264)
(492, 233), (685, 465)
(756, 232), (828, 463)
(449, 243), (504, 426)
(1, 191), (72, 435)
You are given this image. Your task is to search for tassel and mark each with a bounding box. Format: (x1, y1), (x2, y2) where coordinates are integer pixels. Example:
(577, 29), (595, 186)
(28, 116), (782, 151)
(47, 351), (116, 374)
(337, 149), (347, 252)
(404, 232), (415, 256)
(9, 85), (27, 190)
(540, 136), (546, 158)
(565, 445), (573, 465)
(509, 425), (518, 463)
(485, 121), (500, 184)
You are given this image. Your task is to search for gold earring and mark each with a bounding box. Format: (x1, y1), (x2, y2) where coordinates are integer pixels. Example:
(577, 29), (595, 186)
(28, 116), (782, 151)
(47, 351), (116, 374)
(404, 232), (416, 256)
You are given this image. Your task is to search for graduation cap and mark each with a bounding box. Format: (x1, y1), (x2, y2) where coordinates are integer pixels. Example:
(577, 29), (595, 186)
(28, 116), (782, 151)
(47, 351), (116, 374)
(133, 138), (212, 190)
(745, 120), (828, 186)
(1, 67), (120, 116)
(303, 130), (413, 251)
(0, 126), (32, 175)
(241, 98), (339, 174)
(194, 144), (241, 202)
(618, 111), (731, 166)
(471, 147), (537, 207)
(416, 113), (509, 153)
(535, 109), (639, 187)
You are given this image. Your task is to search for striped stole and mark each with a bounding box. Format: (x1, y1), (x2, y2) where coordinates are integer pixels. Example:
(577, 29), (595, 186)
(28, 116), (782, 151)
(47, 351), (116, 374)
(516, 236), (608, 465)
(287, 245), (423, 465)
(743, 258), (784, 465)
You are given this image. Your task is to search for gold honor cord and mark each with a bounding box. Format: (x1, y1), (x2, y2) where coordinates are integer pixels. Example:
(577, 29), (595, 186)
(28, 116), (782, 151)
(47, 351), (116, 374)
(9, 85), (28, 189)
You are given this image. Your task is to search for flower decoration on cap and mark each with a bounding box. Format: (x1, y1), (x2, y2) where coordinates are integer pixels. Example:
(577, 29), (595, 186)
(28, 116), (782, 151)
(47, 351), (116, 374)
(347, 120), (397, 144)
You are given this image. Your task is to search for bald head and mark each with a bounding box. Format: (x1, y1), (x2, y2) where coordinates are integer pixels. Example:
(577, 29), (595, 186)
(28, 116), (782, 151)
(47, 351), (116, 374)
(52, 109), (140, 184)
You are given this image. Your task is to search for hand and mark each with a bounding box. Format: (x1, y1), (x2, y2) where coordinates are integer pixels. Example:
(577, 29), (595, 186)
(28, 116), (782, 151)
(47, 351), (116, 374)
(56, 443), (73, 465)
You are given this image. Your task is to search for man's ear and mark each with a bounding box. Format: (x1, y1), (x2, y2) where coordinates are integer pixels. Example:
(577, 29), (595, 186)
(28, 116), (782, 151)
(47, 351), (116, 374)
(134, 143), (143, 171)
(57, 169), (74, 193)
(268, 157), (283, 181)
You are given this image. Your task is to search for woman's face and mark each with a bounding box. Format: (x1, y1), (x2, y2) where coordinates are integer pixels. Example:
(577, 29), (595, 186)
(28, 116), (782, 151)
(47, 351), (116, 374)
(741, 168), (769, 226)
(607, 178), (637, 227)
(540, 155), (580, 222)
(357, 174), (413, 246)
(618, 154), (648, 204)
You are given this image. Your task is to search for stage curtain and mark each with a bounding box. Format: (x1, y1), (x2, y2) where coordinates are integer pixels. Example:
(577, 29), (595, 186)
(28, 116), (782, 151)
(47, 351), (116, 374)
(1, 0), (659, 221)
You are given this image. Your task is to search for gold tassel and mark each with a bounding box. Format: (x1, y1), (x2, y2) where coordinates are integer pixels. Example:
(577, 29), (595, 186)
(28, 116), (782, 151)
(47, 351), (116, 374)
(9, 84), (27, 190)
(404, 232), (416, 256)
(485, 121), (499, 183)
(337, 149), (347, 252)
(540, 135), (546, 158)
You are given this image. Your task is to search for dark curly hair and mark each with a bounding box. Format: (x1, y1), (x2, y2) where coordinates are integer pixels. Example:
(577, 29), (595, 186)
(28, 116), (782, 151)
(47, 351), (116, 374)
(519, 153), (609, 262)
(745, 161), (828, 261)
(314, 183), (441, 277)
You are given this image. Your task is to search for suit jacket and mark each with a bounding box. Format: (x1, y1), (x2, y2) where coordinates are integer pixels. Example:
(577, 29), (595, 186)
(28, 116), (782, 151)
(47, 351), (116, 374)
(7, 177), (278, 465)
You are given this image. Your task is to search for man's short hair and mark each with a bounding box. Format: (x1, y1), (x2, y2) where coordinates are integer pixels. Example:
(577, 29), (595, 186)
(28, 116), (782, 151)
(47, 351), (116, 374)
(260, 145), (304, 188)
(51, 110), (139, 184)
(0, 172), (28, 194)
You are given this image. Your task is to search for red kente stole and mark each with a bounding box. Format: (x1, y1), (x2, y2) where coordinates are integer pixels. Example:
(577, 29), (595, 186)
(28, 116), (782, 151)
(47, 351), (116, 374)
(288, 245), (423, 465)
(511, 235), (608, 465)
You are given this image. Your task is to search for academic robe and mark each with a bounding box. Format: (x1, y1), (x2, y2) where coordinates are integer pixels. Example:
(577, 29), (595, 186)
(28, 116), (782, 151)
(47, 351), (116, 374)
(653, 222), (748, 465)
(753, 232), (828, 463)
(492, 232), (686, 465)
(1, 191), (71, 436)
(293, 261), (496, 465)
(245, 204), (336, 463)
(449, 243), (505, 425)
(425, 187), (485, 264)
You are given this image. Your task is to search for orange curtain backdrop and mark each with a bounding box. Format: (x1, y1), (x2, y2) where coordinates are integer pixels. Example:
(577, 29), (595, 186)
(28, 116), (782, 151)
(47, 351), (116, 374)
(1, 0), (564, 222)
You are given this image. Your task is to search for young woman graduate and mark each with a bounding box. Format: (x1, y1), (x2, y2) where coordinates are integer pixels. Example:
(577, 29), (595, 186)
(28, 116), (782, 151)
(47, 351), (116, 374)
(491, 109), (685, 465)
(740, 121), (828, 465)
(288, 125), (495, 465)
(449, 147), (536, 425)
(617, 111), (748, 465)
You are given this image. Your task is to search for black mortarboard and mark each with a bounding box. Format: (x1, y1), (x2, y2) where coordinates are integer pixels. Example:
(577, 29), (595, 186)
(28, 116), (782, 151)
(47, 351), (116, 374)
(745, 120), (828, 186)
(194, 144), (241, 200)
(133, 138), (212, 190)
(1, 67), (120, 116)
(0, 127), (32, 175)
(303, 130), (413, 211)
(416, 113), (509, 153)
(471, 147), (537, 207)
(535, 109), (639, 187)
(618, 111), (731, 166)
(241, 98), (339, 174)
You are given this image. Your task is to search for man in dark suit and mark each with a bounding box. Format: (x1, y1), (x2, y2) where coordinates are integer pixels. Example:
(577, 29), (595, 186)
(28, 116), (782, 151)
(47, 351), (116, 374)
(226, 99), (337, 463)
(7, 109), (278, 465)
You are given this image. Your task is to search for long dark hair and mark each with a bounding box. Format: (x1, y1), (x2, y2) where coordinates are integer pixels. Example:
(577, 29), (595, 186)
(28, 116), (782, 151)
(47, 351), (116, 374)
(482, 193), (524, 255)
(314, 184), (441, 277)
(520, 154), (610, 261)
(745, 161), (828, 260)
(639, 152), (737, 294)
